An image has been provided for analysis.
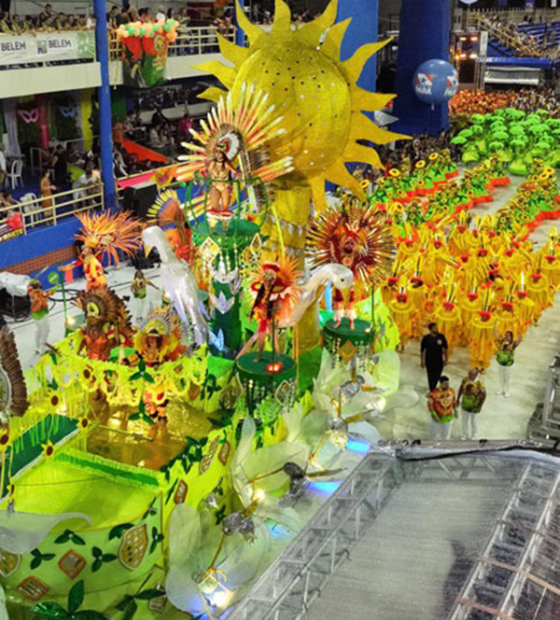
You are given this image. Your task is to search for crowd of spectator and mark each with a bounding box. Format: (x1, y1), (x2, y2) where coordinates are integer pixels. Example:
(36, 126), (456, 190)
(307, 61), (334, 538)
(482, 14), (560, 58)
(0, 4), (95, 34)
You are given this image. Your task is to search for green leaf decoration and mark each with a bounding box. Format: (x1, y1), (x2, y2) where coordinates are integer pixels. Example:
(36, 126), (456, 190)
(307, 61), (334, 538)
(165, 480), (178, 505)
(143, 373), (155, 384)
(101, 553), (117, 562)
(31, 601), (68, 618)
(128, 371), (143, 382)
(92, 547), (102, 559)
(122, 599), (138, 620)
(91, 558), (102, 573)
(55, 530), (71, 545)
(74, 611), (107, 619)
(68, 580), (84, 614)
(136, 588), (164, 600)
(109, 523), (134, 540)
(30, 556), (42, 570)
(71, 533), (86, 546)
(115, 596), (134, 612)
(139, 359), (146, 372)
(128, 413), (140, 421)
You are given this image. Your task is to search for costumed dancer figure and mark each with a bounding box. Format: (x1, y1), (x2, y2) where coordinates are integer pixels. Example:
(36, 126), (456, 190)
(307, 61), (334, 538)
(495, 283), (520, 340)
(540, 233), (560, 291)
(28, 280), (56, 354)
(516, 273), (536, 336)
(307, 201), (395, 331)
(134, 307), (186, 422)
(131, 269), (158, 325)
(433, 279), (462, 356)
(494, 325), (522, 398)
(237, 255), (301, 363)
(207, 144), (239, 228)
(148, 189), (195, 266)
(459, 283), (482, 347)
(388, 284), (417, 353)
(333, 287), (356, 330)
(457, 368), (487, 441)
(527, 254), (552, 322)
(75, 286), (134, 361)
(427, 375), (457, 440)
(75, 212), (141, 291)
(468, 290), (495, 372)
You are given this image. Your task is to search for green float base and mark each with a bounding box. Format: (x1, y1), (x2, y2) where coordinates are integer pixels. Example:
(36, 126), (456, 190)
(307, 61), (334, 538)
(323, 318), (375, 365)
(236, 352), (297, 417)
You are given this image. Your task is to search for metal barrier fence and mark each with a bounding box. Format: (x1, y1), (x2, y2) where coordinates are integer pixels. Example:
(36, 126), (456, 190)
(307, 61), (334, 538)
(108, 25), (236, 61)
(465, 8), (560, 29)
(0, 183), (104, 234)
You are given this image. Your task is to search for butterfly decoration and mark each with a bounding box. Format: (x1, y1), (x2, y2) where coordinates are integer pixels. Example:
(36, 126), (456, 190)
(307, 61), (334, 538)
(209, 291), (235, 315)
(208, 329), (225, 352)
(17, 109), (39, 124)
(211, 261), (239, 286)
(229, 274), (242, 296)
(59, 106), (76, 118)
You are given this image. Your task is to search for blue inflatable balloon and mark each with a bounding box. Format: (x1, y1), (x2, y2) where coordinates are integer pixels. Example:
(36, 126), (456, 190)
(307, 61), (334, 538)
(413, 59), (459, 106)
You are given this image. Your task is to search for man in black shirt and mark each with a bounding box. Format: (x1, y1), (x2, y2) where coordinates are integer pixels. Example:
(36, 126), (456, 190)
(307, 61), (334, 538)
(421, 322), (448, 392)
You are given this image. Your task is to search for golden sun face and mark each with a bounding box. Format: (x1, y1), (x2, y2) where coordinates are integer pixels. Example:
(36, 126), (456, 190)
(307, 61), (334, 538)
(196, 0), (407, 209)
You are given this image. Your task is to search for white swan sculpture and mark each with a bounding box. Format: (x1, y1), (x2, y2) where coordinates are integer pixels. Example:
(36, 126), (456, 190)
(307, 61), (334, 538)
(142, 226), (208, 345)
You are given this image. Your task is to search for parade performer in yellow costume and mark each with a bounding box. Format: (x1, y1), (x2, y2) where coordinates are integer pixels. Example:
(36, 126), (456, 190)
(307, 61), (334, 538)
(516, 274), (536, 336)
(468, 291), (496, 371)
(433, 281), (462, 356)
(459, 284), (482, 347)
(527, 255), (553, 321)
(495, 285), (520, 340)
(389, 285), (417, 352)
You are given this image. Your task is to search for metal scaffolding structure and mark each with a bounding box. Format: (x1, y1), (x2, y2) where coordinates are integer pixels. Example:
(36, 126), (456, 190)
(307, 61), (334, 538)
(227, 443), (560, 620)
(447, 460), (560, 620)
(227, 453), (399, 620)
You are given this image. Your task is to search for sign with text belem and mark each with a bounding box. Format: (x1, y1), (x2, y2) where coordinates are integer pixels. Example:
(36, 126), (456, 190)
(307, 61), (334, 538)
(0, 31), (95, 66)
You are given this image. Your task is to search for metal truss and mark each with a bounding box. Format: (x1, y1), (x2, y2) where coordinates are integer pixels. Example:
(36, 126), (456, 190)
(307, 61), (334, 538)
(447, 460), (560, 620)
(227, 453), (399, 620)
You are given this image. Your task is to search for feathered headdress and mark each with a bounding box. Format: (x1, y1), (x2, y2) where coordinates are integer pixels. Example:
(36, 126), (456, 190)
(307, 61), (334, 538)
(76, 212), (141, 264)
(307, 202), (395, 288)
(249, 254), (302, 325)
(176, 84), (294, 186)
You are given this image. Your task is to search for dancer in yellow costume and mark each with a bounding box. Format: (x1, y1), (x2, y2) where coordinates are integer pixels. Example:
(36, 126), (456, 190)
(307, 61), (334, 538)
(459, 287), (482, 347)
(389, 289), (417, 353)
(433, 282), (462, 357)
(515, 275), (536, 336)
(468, 292), (496, 371)
(527, 256), (553, 321)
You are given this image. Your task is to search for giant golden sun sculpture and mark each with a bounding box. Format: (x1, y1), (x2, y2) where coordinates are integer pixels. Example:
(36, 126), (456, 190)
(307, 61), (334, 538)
(195, 0), (406, 251)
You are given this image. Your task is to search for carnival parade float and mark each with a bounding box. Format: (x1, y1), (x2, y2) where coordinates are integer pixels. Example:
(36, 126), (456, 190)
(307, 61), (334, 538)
(0, 2), (410, 618)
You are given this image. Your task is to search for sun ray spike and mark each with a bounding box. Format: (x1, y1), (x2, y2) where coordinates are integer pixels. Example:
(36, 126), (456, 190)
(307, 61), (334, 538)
(350, 115), (410, 146)
(320, 18), (351, 60)
(272, 0), (292, 34)
(193, 61), (236, 89)
(299, 0), (338, 44)
(323, 161), (366, 201)
(235, 0), (265, 45)
(350, 88), (395, 113)
(217, 32), (250, 66)
(341, 39), (391, 82)
(197, 86), (228, 103)
(343, 142), (384, 170)
(308, 176), (328, 213)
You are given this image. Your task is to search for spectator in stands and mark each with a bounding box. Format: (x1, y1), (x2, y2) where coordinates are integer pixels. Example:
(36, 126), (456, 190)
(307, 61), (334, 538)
(156, 6), (166, 21)
(40, 170), (56, 222)
(0, 145), (6, 192)
(116, 5), (130, 26)
(52, 144), (69, 190)
(177, 112), (193, 142)
(149, 123), (165, 150)
(39, 3), (54, 25)
(0, 190), (17, 210)
(113, 144), (128, 177)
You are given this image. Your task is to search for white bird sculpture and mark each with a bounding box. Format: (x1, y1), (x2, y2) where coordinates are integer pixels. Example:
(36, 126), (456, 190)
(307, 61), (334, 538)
(281, 263), (354, 328)
(142, 226), (208, 345)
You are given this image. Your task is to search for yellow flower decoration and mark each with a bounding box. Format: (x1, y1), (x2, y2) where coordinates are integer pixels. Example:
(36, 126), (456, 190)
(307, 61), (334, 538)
(77, 417), (91, 432)
(0, 431), (11, 453)
(429, 153), (439, 161)
(416, 160), (426, 170)
(42, 440), (56, 458)
(389, 168), (401, 178)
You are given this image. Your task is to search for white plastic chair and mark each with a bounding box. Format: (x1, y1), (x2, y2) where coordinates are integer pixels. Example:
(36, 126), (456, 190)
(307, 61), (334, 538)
(7, 159), (23, 189)
(20, 192), (39, 227)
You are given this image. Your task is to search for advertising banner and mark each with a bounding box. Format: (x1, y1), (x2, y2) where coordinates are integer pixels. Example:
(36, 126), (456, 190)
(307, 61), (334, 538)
(0, 31), (95, 66)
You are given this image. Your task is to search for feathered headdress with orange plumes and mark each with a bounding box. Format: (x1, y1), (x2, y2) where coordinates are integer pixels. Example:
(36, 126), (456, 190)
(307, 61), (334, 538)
(76, 212), (141, 264)
(249, 253), (302, 325)
(307, 202), (395, 288)
(176, 84), (294, 185)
